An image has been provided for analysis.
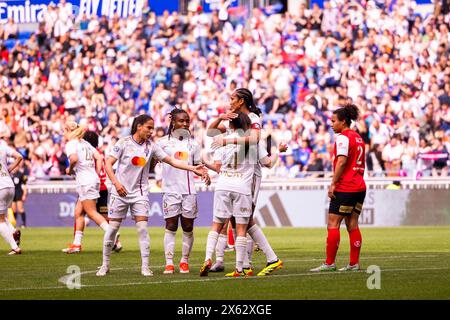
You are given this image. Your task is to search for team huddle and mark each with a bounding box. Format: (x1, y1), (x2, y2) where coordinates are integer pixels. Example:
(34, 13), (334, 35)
(0, 88), (367, 277)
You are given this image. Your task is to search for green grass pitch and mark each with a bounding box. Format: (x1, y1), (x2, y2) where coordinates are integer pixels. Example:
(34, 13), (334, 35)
(1, 226), (449, 300)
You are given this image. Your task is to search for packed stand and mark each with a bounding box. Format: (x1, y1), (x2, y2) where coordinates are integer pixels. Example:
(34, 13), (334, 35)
(0, 0), (449, 181)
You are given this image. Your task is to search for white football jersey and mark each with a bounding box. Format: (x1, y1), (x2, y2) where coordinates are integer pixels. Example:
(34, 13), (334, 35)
(157, 135), (201, 195)
(223, 112), (263, 177)
(0, 143), (15, 189)
(65, 139), (100, 187)
(109, 136), (167, 197)
(214, 132), (266, 195)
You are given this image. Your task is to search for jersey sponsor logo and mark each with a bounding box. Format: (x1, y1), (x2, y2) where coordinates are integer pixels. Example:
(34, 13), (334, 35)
(131, 156), (146, 167)
(338, 205), (354, 214)
(174, 151), (188, 161)
(251, 123), (261, 129)
(219, 170), (244, 179)
(113, 146), (120, 153)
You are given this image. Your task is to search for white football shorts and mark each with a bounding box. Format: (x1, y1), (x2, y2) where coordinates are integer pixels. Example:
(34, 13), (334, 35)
(213, 190), (252, 224)
(77, 183), (100, 202)
(0, 187), (14, 215)
(108, 194), (150, 219)
(162, 193), (198, 219)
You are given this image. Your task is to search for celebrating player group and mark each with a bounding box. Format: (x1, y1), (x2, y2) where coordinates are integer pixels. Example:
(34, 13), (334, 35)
(0, 88), (367, 277)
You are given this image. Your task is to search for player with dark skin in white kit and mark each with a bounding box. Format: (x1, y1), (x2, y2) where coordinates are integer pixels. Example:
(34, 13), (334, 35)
(96, 114), (209, 277)
(157, 108), (211, 274)
(207, 88), (285, 276)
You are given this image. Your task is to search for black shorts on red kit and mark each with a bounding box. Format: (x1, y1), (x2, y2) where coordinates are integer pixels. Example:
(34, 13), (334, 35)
(329, 191), (366, 216)
(96, 190), (109, 215)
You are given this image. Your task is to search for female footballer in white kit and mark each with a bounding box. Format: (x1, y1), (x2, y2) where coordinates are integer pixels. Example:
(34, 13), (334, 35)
(97, 114), (208, 277)
(63, 123), (115, 254)
(63, 129), (122, 254)
(157, 108), (209, 274)
(0, 140), (23, 255)
(207, 88), (283, 276)
(200, 112), (280, 277)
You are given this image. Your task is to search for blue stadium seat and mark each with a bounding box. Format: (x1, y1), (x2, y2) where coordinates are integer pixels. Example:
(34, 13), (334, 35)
(18, 31), (32, 40)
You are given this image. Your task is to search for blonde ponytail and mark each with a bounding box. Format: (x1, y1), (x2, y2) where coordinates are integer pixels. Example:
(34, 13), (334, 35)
(64, 121), (86, 140)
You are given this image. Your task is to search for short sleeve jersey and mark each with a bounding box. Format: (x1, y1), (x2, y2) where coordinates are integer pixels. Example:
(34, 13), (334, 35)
(224, 112), (263, 177)
(0, 143), (15, 189)
(65, 139), (100, 187)
(333, 129), (366, 192)
(109, 136), (167, 197)
(214, 132), (265, 195)
(157, 135), (201, 195)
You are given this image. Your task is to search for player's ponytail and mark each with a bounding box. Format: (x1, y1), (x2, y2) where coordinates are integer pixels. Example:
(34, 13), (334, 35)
(234, 88), (262, 117)
(333, 104), (360, 127)
(131, 114), (153, 135)
(64, 121), (86, 140)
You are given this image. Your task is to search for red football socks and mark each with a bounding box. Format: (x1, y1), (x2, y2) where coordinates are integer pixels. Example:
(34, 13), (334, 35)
(326, 228), (340, 265)
(349, 228), (362, 265)
(227, 225), (235, 246)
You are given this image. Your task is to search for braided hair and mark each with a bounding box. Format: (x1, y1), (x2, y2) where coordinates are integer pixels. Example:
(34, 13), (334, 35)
(168, 108), (189, 140)
(234, 88), (262, 117)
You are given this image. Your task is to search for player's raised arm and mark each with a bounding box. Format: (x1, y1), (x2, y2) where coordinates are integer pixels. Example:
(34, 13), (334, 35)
(206, 112), (238, 137)
(7, 149), (23, 174)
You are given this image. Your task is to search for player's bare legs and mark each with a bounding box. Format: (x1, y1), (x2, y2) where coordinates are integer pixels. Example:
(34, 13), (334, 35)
(63, 199), (109, 254)
(0, 213), (21, 254)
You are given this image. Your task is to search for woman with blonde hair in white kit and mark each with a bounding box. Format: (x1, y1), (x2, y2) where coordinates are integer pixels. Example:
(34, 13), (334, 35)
(0, 139), (23, 255)
(63, 121), (111, 253)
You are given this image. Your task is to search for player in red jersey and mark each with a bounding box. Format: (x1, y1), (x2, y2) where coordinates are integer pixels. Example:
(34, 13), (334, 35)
(311, 104), (366, 272)
(62, 131), (121, 254)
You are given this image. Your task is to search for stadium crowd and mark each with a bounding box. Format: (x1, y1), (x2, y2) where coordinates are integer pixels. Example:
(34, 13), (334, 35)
(0, 0), (449, 181)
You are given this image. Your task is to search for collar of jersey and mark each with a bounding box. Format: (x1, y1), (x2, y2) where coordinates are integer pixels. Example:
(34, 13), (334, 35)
(131, 135), (148, 146)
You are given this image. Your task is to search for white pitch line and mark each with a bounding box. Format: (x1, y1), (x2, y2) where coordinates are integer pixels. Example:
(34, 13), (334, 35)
(57, 268), (124, 287)
(1, 266), (449, 292)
